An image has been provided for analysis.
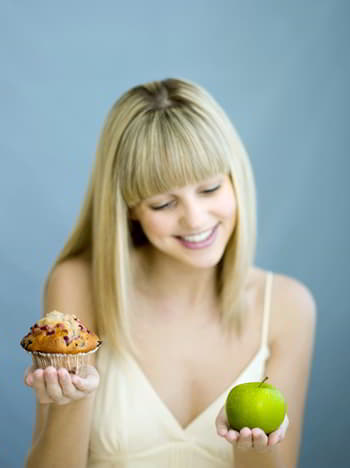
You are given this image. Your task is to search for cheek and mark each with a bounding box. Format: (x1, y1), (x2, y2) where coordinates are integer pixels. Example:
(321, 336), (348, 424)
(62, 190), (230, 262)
(223, 199), (236, 220)
(141, 215), (174, 239)
(217, 190), (237, 221)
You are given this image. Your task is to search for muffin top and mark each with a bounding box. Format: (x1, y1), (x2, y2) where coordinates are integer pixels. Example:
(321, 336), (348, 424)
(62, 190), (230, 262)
(20, 310), (102, 354)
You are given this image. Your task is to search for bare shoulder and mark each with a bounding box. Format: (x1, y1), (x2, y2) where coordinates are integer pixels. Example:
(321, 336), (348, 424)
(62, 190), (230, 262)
(248, 270), (317, 467)
(269, 272), (317, 343)
(44, 252), (96, 330)
(29, 252), (97, 467)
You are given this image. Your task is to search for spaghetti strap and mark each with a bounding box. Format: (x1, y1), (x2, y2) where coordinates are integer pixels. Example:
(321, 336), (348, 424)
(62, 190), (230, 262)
(261, 271), (273, 348)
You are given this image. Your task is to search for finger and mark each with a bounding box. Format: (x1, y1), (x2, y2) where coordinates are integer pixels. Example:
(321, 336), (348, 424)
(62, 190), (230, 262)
(267, 414), (289, 446)
(280, 414), (289, 437)
(43, 367), (64, 402)
(225, 429), (239, 444)
(24, 366), (35, 386)
(26, 374), (33, 386)
(57, 368), (86, 400)
(237, 427), (252, 450)
(32, 368), (54, 404)
(215, 407), (229, 436)
(217, 425), (228, 437)
(267, 429), (281, 446)
(32, 368), (47, 394)
(71, 375), (93, 393)
(252, 428), (269, 451)
(71, 368), (100, 394)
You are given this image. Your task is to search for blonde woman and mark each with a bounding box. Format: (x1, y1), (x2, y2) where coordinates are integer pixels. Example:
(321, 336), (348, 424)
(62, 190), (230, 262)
(24, 78), (316, 468)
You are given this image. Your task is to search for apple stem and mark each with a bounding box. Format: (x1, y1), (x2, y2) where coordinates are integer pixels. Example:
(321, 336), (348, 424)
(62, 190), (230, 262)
(258, 376), (269, 387)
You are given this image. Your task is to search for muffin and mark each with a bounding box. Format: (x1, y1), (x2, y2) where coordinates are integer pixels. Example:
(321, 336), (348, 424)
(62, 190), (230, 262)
(20, 310), (102, 375)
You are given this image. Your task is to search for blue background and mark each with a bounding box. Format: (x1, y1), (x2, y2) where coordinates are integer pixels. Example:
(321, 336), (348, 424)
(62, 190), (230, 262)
(1, 1), (349, 466)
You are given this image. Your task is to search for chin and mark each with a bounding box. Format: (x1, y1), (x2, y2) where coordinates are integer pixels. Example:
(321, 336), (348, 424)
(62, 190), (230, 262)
(176, 249), (226, 270)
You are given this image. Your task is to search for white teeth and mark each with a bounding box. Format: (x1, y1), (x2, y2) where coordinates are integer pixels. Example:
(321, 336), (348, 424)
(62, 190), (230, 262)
(181, 227), (215, 243)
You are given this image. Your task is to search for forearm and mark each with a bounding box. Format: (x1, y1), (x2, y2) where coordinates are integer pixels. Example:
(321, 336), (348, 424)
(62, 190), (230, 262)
(234, 445), (289, 468)
(26, 395), (95, 468)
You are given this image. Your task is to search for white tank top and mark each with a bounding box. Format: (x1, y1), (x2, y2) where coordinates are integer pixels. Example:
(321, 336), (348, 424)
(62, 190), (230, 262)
(88, 272), (273, 467)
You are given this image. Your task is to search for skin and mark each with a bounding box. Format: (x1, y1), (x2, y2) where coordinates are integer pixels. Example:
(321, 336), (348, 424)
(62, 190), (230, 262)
(129, 173), (236, 272)
(129, 172), (315, 466)
(24, 256), (98, 468)
(24, 173), (316, 468)
(24, 365), (99, 405)
(25, 172), (235, 403)
(216, 410), (289, 450)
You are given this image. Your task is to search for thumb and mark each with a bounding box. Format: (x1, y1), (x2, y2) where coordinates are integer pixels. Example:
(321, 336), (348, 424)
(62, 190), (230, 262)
(72, 365), (100, 392)
(24, 365), (35, 386)
(216, 405), (229, 436)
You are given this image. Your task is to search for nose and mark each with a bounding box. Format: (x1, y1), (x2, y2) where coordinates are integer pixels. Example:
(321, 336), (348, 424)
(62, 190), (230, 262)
(179, 197), (208, 231)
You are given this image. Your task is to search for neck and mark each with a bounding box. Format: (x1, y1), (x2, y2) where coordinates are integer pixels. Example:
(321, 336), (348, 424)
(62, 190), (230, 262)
(131, 245), (219, 316)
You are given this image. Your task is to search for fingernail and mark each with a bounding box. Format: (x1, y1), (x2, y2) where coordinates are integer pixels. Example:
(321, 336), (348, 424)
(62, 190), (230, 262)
(26, 376), (33, 385)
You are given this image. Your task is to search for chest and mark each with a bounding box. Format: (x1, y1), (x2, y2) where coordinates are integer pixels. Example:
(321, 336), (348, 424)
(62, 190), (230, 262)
(130, 310), (262, 429)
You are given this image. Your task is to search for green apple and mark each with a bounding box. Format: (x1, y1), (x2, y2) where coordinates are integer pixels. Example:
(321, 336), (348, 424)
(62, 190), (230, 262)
(225, 377), (287, 434)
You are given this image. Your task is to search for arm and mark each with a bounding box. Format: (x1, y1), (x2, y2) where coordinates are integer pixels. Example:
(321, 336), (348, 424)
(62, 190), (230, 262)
(27, 396), (96, 468)
(236, 275), (316, 468)
(25, 256), (98, 468)
(216, 274), (316, 468)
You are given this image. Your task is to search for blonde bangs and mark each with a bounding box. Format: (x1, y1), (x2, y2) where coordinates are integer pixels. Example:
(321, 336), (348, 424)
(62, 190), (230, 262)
(118, 106), (231, 207)
(45, 77), (257, 358)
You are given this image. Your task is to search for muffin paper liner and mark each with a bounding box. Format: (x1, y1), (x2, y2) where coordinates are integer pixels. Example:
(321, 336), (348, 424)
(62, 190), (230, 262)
(28, 342), (102, 377)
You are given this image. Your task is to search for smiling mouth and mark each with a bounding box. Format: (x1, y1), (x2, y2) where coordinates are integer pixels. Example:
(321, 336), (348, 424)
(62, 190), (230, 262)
(176, 224), (219, 243)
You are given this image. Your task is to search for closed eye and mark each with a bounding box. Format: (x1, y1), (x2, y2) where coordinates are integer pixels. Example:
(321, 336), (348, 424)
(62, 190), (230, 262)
(202, 185), (221, 193)
(150, 202), (172, 211)
(150, 185), (221, 210)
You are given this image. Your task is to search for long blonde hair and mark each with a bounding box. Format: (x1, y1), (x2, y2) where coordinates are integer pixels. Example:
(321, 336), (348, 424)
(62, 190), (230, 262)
(44, 78), (257, 357)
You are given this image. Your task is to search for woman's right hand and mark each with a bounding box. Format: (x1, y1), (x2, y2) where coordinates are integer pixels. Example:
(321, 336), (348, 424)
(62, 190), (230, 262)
(24, 365), (100, 405)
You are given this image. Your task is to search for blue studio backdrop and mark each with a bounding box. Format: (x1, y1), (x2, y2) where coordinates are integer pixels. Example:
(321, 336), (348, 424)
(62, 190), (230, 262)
(1, 1), (349, 467)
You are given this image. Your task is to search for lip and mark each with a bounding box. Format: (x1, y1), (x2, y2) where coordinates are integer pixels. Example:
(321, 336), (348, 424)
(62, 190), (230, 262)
(176, 224), (219, 239)
(175, 223), (219, 249)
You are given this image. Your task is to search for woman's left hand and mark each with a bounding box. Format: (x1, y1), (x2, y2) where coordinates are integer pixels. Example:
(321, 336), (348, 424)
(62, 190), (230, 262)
(215, 405), (289, 451)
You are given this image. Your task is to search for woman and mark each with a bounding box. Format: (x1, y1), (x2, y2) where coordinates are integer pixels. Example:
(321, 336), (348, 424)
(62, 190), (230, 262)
(24, 78), (316, 467)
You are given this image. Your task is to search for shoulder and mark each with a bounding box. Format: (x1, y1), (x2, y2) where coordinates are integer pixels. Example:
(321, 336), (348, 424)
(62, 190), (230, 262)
(44, 252), (96, 330)
(269, 271), (317, 345)
(254, 271), (317, 467)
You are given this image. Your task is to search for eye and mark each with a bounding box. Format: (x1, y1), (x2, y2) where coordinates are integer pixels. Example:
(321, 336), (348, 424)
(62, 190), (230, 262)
(150, 201), (174, 211)
(149, 185), (221, 210)
(202, 184), (221, 193)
